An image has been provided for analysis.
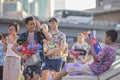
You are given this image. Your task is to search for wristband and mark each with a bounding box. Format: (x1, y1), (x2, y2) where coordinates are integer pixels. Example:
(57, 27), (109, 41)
(40, 28), (43, 32)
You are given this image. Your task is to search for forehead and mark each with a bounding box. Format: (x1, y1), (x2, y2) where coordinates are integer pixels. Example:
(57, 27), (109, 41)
(49, 21), (57, 24)
(42, 24), (47, 27)
(9, 26), (15, 29)
(78, 33), (83, 36)
(27, 19), (36, 24)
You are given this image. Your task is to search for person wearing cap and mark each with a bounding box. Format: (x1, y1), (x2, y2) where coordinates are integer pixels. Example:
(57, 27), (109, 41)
(42, 17), (66, 80)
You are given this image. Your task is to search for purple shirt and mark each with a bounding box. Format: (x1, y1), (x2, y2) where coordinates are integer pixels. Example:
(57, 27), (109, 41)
(90, 45), (116, 75)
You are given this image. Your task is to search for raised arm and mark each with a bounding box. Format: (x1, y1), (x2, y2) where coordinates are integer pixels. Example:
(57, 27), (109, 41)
(36, 20), (51, 41)
(85, 37), (99, 62)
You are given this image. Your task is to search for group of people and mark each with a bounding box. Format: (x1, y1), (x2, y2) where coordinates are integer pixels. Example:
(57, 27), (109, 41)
(0, 16), (118, 80)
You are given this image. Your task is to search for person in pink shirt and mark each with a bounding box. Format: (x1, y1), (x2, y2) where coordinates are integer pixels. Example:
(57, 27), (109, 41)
(54, 29), (118, 80)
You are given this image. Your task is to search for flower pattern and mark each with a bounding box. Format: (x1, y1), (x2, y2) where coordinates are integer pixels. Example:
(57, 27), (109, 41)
(90, 45), (116, 75)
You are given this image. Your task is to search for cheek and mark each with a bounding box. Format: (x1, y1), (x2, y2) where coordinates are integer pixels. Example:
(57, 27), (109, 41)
(8, 29), (12, 33)
(50, 23), (56, 27)
(9, 30), (15, 34)
(8, 28), (16, 33)
(26, 26), (31, 30)
(104, 38), (109, 43)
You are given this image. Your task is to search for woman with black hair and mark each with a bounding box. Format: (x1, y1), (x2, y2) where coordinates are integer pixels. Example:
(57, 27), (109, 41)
(3, 22), (21, 80)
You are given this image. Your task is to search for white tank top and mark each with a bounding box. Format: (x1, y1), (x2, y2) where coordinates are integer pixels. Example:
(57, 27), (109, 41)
(6, 37), (21, 59)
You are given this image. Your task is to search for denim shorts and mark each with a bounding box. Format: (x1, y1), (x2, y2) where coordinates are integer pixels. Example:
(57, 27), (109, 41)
(23, 61), (42, 79)
(42, 57), (63, 72)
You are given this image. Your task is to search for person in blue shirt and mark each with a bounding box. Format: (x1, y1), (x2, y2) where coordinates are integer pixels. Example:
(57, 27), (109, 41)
(0, 33), (5, 80)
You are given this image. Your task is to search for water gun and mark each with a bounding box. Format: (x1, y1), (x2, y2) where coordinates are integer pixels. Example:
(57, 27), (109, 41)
(74, 49), (87, 55)
(49, 44), (55, 49)
(17, 43), (42, 55)
(69, 49), (79, 58)
(83, 31), (101, 54)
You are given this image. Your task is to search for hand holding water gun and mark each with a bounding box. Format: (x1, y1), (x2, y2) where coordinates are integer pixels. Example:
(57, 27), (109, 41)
(83, 31), (101, 54)
(69, 49), (79, 58)
(17, 43), (43, 55)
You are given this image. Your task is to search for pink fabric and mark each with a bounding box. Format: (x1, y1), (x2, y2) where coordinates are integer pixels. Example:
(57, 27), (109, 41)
(3, 56), (20, 80)
(90, 45), (116, 75)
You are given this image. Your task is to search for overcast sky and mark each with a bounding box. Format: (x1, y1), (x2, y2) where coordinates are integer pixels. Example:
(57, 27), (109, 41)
(66, 0), (96, 10)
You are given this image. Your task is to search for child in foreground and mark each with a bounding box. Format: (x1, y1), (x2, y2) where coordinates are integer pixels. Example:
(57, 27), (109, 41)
(54, 29), (118, 80)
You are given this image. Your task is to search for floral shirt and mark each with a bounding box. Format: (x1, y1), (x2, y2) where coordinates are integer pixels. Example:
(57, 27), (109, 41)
(90, 45), (116, 75)
(17, 30), (45, 67)
(48, 31), (66, 59)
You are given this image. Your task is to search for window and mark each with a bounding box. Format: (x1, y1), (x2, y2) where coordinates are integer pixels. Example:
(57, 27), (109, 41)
(54, 10), (93, 24)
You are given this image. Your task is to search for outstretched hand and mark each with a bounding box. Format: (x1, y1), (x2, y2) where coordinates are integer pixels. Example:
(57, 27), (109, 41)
(84, 37), (92, 45)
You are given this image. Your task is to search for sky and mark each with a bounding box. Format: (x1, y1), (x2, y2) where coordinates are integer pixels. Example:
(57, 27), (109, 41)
(65, 0), (96, 10)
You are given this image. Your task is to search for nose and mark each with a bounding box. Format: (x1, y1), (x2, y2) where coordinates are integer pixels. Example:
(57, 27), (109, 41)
(31, 24), (35, 27)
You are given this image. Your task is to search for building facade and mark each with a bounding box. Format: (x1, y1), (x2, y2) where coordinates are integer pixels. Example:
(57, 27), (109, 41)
(20, 0), (51, 20)
(3, 0), (28, 20)
(96, 0), (120, 8)
(0, 0), (4, 18)
(93, 0), (120, 23)
(1, 0), (66, 20)
(37, 0), (51, 20)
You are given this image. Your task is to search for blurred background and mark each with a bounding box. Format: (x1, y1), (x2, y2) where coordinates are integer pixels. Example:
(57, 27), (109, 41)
(0, 0), (96, 20)
(0, 0), (120, 51)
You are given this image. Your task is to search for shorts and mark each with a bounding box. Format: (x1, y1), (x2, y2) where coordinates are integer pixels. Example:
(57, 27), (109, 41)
(42, 57), (63, 72)
(64, 63), (93, 76)
(23, 61), (42, 79)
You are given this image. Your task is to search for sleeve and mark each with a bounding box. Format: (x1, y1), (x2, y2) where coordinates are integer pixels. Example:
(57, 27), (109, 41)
(17, 33), (24, 45)
(72, 43), (76, 50)
(96, 47), (108, 62)
(17, 32), (28, 45)
(59, 33), (66, 46)
(36, 31), (45, 43)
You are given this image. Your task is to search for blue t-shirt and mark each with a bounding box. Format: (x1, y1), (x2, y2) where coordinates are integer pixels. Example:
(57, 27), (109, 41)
(0, 41), (5, 66)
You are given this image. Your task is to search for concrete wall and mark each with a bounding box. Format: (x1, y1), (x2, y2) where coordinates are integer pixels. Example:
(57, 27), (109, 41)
(0, 19), (120, 44)
(94, 11), (120, 22)
(96, 0), (120, 8)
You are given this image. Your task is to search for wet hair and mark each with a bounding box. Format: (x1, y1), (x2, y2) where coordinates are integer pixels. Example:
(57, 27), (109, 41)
(8, 22), (19, 32)
(78, 33), (83, 36)
(2, 33), (6, 39)
(49, 17), (58, 22)
(106, 29), (118, 42)
(0, 33), (3, 40)
(24, 16), (34, 24)
(42, 23), (48, 31)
